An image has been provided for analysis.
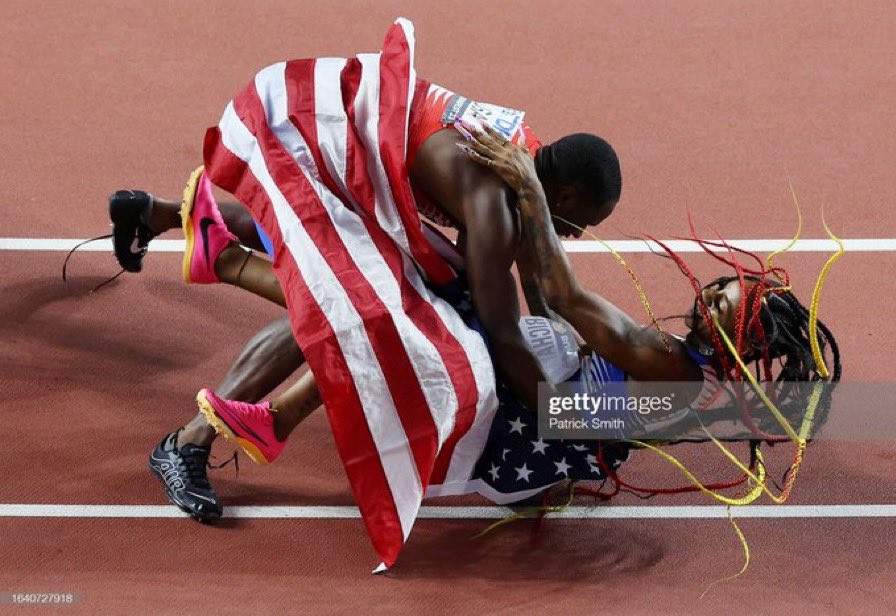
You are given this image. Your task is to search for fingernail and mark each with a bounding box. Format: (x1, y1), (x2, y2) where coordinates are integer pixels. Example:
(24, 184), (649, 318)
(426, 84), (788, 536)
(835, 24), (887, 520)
(454, 121), (474, 141)
(455, 143), (474, 154)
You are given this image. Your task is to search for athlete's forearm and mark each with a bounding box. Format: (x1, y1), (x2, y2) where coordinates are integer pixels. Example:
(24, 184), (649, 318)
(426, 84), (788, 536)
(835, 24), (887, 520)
(518, 267), (585, 346)
(489, 325), (543, 409)
(516, 243), (551, 318)
(515, 180), (583, 309)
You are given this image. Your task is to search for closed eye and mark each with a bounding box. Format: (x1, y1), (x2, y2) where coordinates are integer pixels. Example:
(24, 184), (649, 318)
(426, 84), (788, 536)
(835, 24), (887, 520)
(719, 293), (731, 315)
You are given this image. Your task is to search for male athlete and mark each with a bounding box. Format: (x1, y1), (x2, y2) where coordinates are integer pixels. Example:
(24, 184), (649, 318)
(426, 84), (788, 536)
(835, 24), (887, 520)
(109, 29), (622, 523)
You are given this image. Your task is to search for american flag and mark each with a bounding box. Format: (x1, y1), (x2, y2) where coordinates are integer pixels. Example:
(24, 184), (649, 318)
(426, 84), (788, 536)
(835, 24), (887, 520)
(202, 18), (500, 568)
(423, 288), (632, 505)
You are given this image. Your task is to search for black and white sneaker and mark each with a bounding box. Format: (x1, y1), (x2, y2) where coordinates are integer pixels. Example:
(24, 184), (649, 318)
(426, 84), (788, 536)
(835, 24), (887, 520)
(109, 189), (156, 272)
(148, 432), (223, 523)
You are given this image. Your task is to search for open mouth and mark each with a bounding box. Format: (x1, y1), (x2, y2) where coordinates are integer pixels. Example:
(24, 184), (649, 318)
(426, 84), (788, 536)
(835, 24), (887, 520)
(684, 308), (696, 330)
(685, 306), (713, 347)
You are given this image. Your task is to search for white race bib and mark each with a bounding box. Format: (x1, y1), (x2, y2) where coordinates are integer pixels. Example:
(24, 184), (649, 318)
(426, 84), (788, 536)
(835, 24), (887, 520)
(519, 316), (580, 384)
(440, 94), (526, 143)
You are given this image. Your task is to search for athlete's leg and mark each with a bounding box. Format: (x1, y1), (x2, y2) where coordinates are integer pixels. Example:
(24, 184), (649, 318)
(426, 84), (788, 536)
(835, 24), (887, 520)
(196, 365), (324, 462)
(177, 316), (302, 447)
(149, 318), (301, 523)
(270, 370), (323, 441)
(213, 244), (286, 307)
(147, 196), (265, 252)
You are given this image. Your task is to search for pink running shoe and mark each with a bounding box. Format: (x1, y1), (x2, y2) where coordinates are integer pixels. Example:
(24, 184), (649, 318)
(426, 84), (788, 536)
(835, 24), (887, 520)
(180, 166), (236, 284)
(196, 388), (286, 465)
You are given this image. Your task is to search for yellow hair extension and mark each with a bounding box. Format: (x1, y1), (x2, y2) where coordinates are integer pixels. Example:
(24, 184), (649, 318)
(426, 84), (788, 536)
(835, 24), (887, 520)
(622, 249), (834, 589)
(628, 439), (766, 505)
(623, 438), (761, 594)
(777, 381), (824, 500)
(551, 215), (671, 352)
(700, 316), (827, 504)
(700, 508), (751, 599)
(713, 316), (801, 442)
(809, 213), (845, 378)
(491, 202), (839, 592)
(765, 180), (803, 278)
(472, 481), (576, 538)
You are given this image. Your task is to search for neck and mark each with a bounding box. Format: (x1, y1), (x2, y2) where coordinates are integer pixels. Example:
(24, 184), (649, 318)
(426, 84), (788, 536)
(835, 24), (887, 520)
(533, 145), (551, 187)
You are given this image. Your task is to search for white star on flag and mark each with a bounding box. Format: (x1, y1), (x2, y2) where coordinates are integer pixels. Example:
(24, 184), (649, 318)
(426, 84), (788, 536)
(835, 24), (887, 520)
(508, 417), (526, 434)
(531, 439), (549, 455)
(585, 454), (597, 464)
(502, 448), (511, 461)
(572, 444), (589, 451)
(554, 458), (572, 477)
(488, 463), (500, 481)
(515, 463), (533, 483)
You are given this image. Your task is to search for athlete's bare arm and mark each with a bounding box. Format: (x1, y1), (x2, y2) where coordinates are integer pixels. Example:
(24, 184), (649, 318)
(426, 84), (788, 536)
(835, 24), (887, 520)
(516, 242), (586, 347)
(410, 130), (550, 409)
(461, 125), (702, 383)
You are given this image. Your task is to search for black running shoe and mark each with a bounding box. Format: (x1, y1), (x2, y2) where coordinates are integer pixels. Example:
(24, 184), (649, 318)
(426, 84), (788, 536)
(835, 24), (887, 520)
(148, 432), (223, 523)
(109, 190), (156, 272)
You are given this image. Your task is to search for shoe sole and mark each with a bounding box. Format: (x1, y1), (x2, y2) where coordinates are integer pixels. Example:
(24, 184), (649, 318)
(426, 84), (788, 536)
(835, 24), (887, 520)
(196, 390), (271, 466)
(180, 166), (205, 284)
(147, 460), (221, 524)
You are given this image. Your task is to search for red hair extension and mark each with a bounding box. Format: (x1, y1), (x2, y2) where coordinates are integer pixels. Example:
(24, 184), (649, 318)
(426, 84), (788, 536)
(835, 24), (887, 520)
(731, 266), (749, 358)
(748, 285), (774, 380)
(691, 219), (791, 442)
(714, 246), (781, 441)
(701, 224), (753, 360)
(583, 443), (753, 498)
(643, 234), (732, 377)
(685, 207), (769, 276)
(739, 284), (796, 443)
(650, 220), (795, 442)
(684, 207), (789, 286)
(680, 236), (790, 286)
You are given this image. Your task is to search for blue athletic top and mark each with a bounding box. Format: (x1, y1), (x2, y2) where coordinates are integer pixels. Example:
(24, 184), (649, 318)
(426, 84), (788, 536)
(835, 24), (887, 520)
(519, 316), (720, 439)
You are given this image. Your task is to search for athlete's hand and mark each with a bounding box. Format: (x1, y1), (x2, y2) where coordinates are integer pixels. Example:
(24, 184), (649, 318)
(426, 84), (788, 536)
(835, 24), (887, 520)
(456, 121), (539, 194)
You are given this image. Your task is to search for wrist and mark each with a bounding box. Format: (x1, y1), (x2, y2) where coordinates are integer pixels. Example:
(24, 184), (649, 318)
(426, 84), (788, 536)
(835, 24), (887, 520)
(516, 177), (541, 198)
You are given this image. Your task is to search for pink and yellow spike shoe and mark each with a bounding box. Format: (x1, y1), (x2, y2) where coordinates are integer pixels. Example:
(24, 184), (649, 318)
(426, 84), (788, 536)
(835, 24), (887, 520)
(180, 166), (236, 284)
(196, 389), (286, 465)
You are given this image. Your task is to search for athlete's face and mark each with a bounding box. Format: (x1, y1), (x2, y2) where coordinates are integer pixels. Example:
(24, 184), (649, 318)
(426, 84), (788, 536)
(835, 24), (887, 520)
(549, 186), (617, 238)
(685, 278), (760, 353)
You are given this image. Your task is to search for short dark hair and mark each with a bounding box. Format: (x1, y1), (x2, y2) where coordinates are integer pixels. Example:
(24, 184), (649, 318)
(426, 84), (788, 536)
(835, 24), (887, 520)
(536, 133), (622, 205)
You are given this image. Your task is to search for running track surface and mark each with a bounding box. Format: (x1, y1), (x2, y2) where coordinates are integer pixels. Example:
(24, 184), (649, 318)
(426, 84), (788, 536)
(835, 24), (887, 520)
(1, 1), (894, 614)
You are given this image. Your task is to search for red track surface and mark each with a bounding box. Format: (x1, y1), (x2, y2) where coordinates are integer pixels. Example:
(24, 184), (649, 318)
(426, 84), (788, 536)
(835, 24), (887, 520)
(2, 1), (895, 614)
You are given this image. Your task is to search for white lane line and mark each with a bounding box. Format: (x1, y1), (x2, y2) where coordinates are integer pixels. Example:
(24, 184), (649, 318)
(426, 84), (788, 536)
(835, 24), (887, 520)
(0, 504), (894, 519)
(2, 238), (895, 253)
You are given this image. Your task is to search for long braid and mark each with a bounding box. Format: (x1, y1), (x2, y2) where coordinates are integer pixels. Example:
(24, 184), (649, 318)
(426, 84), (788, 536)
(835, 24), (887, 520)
(645, 235), (732, 376)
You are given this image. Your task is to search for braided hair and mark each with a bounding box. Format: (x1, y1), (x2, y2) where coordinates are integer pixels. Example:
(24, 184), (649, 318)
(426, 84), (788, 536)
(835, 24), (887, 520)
(695, 275), (842, 440)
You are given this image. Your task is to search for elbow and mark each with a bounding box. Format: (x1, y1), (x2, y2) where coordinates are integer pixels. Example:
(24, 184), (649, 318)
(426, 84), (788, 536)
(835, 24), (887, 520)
(543, 280), (585, 312)
(481, 320), (523, 348)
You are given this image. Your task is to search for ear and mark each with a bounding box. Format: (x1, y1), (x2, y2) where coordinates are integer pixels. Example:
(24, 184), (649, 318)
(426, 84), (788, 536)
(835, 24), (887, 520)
(555, 185), (578, 212)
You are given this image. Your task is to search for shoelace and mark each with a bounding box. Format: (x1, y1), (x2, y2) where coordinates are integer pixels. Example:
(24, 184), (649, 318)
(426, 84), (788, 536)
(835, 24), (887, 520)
(179, 448), (214, 488)
(178, 449), (241, 489)
(61, 233), (129, 294)
(208, 451), (240, 478)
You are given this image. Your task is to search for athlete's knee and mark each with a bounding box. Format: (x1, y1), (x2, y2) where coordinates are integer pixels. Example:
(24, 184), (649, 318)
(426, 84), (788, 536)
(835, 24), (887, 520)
(219, 202), (263, 251)
(258, 317), (304, 365)
(216, 317), (302, 402)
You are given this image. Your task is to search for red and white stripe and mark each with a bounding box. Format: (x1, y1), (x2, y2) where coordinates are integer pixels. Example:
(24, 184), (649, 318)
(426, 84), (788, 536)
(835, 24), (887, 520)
(202, 18), (497, 567)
